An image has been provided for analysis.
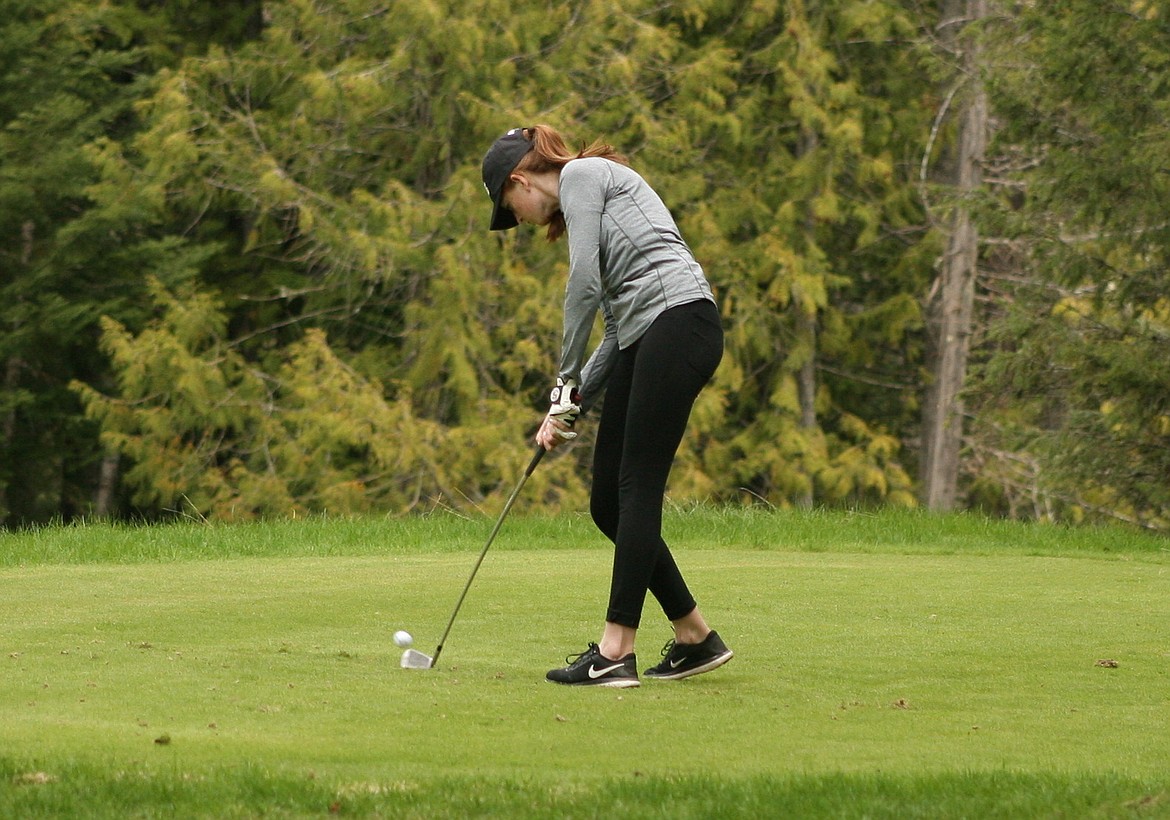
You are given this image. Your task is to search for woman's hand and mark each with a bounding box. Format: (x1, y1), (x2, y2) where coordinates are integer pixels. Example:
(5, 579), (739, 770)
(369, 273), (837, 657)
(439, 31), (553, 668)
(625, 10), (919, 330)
(536, 414), (576, 451)
(537, 377), (581, 450)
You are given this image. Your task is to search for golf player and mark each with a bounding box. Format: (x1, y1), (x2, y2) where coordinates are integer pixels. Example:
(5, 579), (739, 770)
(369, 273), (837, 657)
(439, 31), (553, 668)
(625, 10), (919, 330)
(481, 125), (734, 687)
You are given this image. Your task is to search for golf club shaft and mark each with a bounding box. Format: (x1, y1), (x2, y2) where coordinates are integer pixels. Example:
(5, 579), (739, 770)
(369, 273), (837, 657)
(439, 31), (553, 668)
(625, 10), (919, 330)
(431, 445), (545, 667)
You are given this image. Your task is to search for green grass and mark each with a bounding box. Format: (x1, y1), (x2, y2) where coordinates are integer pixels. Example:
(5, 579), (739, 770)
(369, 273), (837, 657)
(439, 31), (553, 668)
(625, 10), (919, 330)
(1, 508), (1168, 817)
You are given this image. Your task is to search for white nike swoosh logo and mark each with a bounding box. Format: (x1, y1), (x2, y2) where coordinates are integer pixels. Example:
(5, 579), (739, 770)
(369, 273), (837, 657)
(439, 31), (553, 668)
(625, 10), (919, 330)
(588, 663), (625, 679)
(669, 658), (686, 669)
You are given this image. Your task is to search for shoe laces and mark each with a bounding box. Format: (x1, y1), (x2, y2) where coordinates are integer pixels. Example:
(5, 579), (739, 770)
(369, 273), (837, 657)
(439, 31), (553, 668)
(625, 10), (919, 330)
(657, 639), (677, 659)
(565, 642), (600, 666)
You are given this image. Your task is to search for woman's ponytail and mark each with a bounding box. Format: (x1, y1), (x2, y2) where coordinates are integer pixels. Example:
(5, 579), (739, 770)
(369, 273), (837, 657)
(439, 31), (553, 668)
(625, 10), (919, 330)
(511, 125), (628, 242)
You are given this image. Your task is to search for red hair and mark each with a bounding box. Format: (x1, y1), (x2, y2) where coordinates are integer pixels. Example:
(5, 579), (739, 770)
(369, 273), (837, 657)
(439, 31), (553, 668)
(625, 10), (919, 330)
(507, 125), (628, 242)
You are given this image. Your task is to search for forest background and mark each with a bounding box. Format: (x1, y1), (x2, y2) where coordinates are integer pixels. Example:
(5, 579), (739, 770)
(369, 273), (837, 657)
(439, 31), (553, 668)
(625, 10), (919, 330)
(1, 0), (1167, 531)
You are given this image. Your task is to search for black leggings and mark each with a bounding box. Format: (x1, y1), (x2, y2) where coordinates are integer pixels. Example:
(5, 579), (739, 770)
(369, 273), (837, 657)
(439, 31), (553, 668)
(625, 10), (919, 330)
(590, 299), (723, 629)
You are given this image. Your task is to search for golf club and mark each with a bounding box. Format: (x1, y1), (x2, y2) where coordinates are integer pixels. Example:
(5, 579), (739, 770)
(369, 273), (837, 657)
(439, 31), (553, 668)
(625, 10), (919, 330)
(402, 445), (546, 670)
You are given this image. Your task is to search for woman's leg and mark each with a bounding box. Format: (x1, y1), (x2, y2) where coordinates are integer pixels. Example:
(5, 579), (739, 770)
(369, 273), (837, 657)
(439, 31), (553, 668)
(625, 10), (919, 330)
(603, 300), (723, 632)
(590, 342), (640, 660)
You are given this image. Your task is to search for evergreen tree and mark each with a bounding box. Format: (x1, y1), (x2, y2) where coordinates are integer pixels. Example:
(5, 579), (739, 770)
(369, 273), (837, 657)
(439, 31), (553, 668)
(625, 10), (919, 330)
(12, 0), (1159, 528)
(74, 278), (458, 519)
(79, 0), (598, 516)
(0, 0), (165, 524)
(644, 0), (927, 507)
(75, 0), (939, 519)
(973, 0), (1170, 529)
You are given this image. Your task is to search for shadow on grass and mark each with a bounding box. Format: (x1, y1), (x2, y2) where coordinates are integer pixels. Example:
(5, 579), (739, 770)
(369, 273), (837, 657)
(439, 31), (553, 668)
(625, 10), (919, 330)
(3, 759), (1168, 818)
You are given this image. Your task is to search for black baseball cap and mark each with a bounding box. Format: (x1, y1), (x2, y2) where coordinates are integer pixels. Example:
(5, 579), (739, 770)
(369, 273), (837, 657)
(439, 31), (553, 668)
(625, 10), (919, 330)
(482, 127), (535, 231)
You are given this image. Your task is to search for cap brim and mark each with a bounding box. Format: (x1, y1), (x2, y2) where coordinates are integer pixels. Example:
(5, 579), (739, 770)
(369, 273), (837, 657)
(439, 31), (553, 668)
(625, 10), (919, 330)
(489, 198), (518, 231)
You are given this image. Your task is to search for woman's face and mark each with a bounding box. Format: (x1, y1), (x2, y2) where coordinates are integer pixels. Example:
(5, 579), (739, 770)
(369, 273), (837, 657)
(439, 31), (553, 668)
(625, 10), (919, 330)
(502, 173), (558, 227)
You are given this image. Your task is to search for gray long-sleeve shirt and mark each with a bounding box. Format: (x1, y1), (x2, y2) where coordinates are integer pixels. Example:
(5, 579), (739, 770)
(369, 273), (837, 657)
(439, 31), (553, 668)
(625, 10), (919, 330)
(558, 157), (715, 412)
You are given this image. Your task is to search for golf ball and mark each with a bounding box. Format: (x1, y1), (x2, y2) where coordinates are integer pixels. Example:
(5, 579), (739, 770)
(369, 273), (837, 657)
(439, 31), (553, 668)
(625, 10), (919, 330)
(393, 630), (413, 648)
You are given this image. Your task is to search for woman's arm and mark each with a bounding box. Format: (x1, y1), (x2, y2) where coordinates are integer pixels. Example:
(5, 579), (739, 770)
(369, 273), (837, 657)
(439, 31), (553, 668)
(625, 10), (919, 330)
(556, 159), (610, 385)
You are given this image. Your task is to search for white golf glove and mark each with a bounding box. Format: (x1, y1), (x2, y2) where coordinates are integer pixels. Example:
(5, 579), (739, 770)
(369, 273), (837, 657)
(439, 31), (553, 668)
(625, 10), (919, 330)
(546, 378), (581, 441)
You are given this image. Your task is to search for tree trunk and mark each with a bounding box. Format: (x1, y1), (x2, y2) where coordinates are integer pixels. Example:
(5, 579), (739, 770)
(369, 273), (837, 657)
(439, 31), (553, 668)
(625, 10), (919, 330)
(796, 126), (820, 510)
(796, 305), (817, 509)
(94, 451), (120, 517)
(0, 222), (35, 524)
(922, 0), (988, 511)
(0, 356), (18, 524)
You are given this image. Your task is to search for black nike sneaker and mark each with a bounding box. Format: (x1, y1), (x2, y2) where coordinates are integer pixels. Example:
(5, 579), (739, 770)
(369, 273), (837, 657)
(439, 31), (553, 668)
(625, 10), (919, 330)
(643, 630), (734, 680)
(546, 643), (640, 688)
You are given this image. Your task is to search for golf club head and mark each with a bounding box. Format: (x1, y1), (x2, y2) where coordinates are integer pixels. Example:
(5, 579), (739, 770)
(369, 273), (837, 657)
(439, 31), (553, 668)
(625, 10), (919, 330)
(400, 648), (434, 670)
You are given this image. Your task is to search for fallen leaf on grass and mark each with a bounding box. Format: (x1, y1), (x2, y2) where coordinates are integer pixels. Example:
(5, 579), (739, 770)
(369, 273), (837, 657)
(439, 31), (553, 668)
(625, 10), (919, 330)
(154, 734), (171, 745)
(14, 772), (55, 786)
(1096, 658), (1119, 668)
